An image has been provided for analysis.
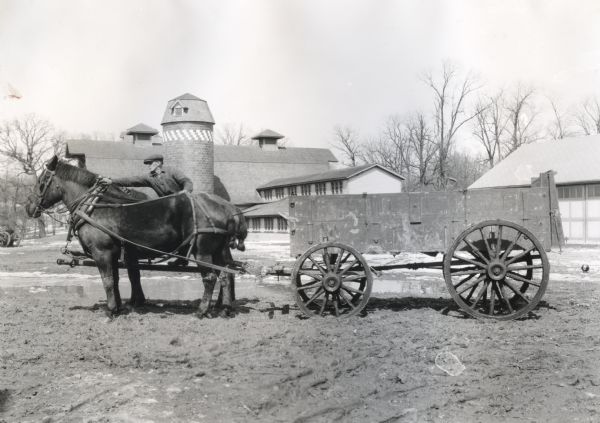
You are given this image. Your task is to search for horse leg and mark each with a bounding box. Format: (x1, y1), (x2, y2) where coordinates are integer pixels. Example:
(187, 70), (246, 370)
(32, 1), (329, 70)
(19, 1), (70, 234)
(198, 271), (217, 317)
(94, 251), (122, 315)
(124, 247), (145, 308)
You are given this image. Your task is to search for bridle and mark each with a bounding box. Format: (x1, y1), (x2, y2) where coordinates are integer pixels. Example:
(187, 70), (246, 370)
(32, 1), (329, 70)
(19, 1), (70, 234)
(31, 166), (56, 217)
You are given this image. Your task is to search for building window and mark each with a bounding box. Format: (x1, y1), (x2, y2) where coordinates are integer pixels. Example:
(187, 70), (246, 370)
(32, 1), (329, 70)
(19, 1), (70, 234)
(251, 218), (260, 231)
(588, 184), (600, 198)
(174, 106), (183, 116)
(288, 186), (297, 196)
(264, 218), (274, 231)
(275, 188), (284, 199)
(277, 217), (288, 232)
(331, 180), (343, 194)
(315, 182), (326, 195)
(262, 189), (273, 200)
(301, 184), (312, 196)
(558, 185), (584, 199)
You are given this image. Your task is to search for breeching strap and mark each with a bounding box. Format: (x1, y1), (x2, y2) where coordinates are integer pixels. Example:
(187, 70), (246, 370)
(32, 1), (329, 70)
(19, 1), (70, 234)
(73, 210), (239, 275)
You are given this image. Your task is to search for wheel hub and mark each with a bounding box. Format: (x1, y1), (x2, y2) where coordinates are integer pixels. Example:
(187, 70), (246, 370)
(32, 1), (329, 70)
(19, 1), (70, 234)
(487, 259), (507, 281)
(322, 273), (341, 292)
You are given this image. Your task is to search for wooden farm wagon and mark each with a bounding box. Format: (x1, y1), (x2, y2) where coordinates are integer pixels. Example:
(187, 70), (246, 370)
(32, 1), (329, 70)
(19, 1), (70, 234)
(282, 171), (564, 320)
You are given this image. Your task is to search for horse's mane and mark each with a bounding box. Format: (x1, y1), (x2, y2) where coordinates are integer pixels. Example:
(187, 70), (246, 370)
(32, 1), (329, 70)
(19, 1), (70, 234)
(55, 160), (149, 203)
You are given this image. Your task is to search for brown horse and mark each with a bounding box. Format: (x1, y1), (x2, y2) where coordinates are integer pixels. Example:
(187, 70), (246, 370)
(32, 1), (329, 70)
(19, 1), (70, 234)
(26, 155), (247, 317)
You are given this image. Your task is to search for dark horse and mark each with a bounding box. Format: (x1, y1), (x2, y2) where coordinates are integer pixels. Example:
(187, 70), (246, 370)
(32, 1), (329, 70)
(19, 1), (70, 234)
(26, 155), (247, 317)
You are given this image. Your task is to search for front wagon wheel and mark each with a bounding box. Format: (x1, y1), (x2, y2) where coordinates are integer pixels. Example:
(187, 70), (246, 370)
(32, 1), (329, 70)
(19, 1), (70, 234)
(443, 220), (549, 320)
(292, 242), (373, 317)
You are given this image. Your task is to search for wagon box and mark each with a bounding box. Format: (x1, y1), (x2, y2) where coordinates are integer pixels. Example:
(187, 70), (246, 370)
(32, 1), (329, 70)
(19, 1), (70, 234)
(285, 171), (564, 320)
(288, 171), (563, 256)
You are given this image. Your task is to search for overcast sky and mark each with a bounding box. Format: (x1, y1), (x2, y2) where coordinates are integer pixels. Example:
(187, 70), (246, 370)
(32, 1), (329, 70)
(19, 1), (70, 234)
(1, 0), (599, 154)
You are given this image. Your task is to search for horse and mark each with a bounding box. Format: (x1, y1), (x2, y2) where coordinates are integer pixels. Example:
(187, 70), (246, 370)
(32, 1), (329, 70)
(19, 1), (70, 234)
(26, 155), (247, 317)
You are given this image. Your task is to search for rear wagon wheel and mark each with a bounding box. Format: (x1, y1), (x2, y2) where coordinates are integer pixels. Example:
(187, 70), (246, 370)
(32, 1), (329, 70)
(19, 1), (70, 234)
(443, 220), (549, 320)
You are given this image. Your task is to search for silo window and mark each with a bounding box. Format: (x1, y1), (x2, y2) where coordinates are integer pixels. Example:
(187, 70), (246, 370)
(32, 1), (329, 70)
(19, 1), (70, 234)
(174, 106), (183, 116)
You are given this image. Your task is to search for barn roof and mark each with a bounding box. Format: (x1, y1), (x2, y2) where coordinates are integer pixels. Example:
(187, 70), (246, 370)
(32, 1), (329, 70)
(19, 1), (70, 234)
(251, 129), (284, 140)
(214, 145), (337, 164)
(469, 134), (600, 189)
(161, 93), (215, 125)
(257, 163), (405, 189)
(242, 198), (289, 218)
(125, 123), (159, 135)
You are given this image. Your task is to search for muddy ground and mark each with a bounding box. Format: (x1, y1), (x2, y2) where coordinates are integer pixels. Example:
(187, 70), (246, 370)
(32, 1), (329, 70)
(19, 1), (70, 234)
(2, 233), (600, 422)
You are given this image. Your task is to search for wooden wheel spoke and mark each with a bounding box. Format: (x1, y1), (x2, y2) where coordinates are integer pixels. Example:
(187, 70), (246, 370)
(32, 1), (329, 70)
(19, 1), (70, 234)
(451, 268), (485, 276)
(333, 294), (340, 317)
(341, 284), (364, 295)
(322, 248), (332, 272)
(502, 280), (531, 304)
(506, 246), (536, 265)
(305, 287), (325, 307)
(496, 225), (503, 257)
(505, 271), (541, 287)
(507, 264), (543, 272)
(453, 273), (476, 290)
(463, 238), (490, 264)
(296, 280), (321, 291)
(479, 228), (494, 259)
(339, 258), (360, 276)
(452, 254), (488, 269)
(333, 249), (345, 273)
(307, 256), (327, 275)
(469, 280), (490, 309)
(465, 284), (477, 301)
(342, 273), (366, 282)
(456, 274), (486, 296)
(298, 269), (323, 280)
(501, 233), (522, 260)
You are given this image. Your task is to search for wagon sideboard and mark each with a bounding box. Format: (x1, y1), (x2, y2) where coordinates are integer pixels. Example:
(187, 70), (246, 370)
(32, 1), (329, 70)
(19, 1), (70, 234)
(288, 171), (563, 257)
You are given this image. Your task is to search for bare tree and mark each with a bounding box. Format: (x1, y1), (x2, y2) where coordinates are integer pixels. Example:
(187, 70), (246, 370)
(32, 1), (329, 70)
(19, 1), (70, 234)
(472, 91), (508, 168)
(446, 150), (486, 190)
(215, 123), (250, 146)
(547, 98), (572, 140)
(573, 96), (600, 135)
(422, 61), (480, 189)
(0, 114), (64, 237)
(504, 85), (539, 156)
(406, 113), (436, 189)
(332, 125), (361, 167)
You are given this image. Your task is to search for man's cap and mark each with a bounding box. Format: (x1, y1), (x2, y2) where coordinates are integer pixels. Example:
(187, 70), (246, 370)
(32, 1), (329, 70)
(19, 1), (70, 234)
(143, 154), (164, 164)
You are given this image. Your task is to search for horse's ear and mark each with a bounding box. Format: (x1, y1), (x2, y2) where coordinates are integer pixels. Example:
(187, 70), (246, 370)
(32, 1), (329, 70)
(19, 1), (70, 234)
(46, 155), (59, 171)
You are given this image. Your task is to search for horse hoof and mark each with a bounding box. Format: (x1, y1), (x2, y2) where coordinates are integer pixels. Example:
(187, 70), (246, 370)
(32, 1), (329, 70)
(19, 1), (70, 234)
(219, 308), (234, 318)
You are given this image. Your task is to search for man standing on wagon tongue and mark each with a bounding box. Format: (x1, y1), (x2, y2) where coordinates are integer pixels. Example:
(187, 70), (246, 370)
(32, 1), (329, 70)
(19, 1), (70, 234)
(99, 153), (193, 197)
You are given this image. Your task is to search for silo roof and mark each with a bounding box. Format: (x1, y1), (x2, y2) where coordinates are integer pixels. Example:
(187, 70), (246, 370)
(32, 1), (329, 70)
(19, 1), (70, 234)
(161, 93), (215, 125)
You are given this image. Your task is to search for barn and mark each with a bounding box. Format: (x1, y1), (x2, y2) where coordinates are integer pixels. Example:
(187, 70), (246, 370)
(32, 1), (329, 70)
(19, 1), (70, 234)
(65, 93), (338, 207)
(469, 134), (600, 244)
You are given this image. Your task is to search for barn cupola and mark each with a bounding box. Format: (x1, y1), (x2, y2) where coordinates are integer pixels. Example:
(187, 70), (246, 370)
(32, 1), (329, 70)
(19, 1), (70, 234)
(161, 93), (215, 193)
(252, 129), (284, 151)
(124, 123), (159, 146)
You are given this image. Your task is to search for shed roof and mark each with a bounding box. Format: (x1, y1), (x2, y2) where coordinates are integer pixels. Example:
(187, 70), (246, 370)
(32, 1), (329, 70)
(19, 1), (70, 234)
(126, 123), (159, 135)
(214, 145), (337, 164)
(243, 198), (289, 218)
(257, 163), (405, 189)
(66, 139), (157, 160)
(251, 129), (284, 140)
(161, 93), (215, 125)
(469, 134), (600, 189)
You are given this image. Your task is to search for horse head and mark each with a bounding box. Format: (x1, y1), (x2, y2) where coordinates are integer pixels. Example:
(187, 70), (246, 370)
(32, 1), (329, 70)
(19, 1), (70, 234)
(26, 155), (62, 218)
